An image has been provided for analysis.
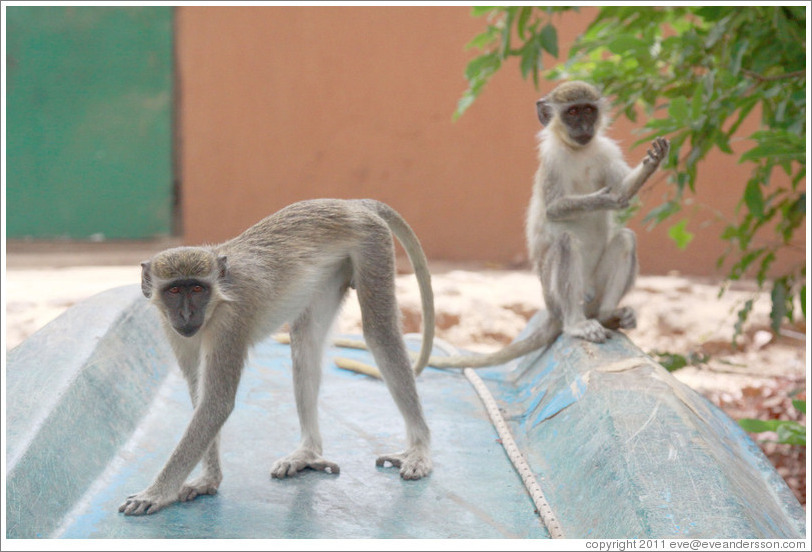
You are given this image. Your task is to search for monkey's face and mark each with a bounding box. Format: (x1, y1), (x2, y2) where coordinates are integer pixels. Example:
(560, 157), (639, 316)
(160, 279), (212, 337)
(561, 103), (599, 146)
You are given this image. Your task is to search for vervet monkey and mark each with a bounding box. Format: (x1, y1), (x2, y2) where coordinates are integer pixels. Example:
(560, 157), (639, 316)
(120, 199), (434, 516)
(428, 81), (669, 369)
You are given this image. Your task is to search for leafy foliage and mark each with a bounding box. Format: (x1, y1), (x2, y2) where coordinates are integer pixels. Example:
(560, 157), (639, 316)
(739, 399), (806, 446)
(650, 350), (708, 372)
(457, 6), (806, 340)
(454, 6), (572, 120)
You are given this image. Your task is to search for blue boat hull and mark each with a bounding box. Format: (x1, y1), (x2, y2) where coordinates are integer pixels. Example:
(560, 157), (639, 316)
(5, 285), (806, 539)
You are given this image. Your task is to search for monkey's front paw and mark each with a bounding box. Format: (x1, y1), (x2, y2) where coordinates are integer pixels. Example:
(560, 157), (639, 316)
(567, 319), (611, 343)
(376, 449), (432, 480)
(179, 475), (221, 502)
(644, 137), (670, 167)
(118, 488), (176, 516)
(596, 186), (630, 210)
(270, 449), (340, 479)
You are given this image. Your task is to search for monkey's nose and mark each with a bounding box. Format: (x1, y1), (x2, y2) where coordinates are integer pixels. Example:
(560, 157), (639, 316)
(175, 323), (201, 337)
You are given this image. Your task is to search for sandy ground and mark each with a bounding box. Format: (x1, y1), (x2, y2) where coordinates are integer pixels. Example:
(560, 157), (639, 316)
(3, 243), (808, 507)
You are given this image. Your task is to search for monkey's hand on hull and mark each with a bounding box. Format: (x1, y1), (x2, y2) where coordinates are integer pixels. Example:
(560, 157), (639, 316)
(118, 487), (179, 516)
(270, 447), (340, 479)
(376, 447), (432, 480)
(178, 474), (221, 502)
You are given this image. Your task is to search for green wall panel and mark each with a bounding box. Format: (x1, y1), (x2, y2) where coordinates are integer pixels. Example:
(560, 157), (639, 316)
(6, 6), (173, 239)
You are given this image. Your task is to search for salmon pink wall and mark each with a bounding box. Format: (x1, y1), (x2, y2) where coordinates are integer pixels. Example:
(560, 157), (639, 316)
(176, 6), (805, 277)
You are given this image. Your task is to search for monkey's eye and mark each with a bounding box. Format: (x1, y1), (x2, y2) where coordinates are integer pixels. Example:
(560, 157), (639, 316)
(568, 107), (578, 116)
(584, 105), (593, 114)
(191, 285), (205, 293)
(168, 287), (180, 294)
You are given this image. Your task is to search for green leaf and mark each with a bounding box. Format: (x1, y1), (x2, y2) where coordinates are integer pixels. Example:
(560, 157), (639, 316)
(770, 278), (789, 332)
(729, 38), (749, 75)
(690, 81), (704, 121)
(695, 6), (729, 22)
(652, 352), (688, 371)
(643, 200), (681, 225)
(539, 23), (558, 57)
(641, 117), (681, 133)
(466, 27), (499, 51)
(668, 97), (689, 124)
(730, 248), (765, 278)
(667, 219), (694, 249)
(464, 52), (501, 81)
(792, 399), (806, 415)
(714, 132), (733, 154)
(740, 417), (806, 446)
(755, 251), (776, 286)
(471, 6), (496, 16)
(743, 178), (764, 217)
(741, 144), (800, 163)
(649, 350), (708, 372)
(519, 43), (541, 82)
(738, 418), (779, 433)
(516, 6), (532, 39)
(776, 421), (806, 446)
(740, 132), (806, 164)
(499, 9), (515, 58)
(607, 35), (646, 55)
(727, 95), (759, 137)
(453, 92), (476, 121)
(733, 299), (754, 343)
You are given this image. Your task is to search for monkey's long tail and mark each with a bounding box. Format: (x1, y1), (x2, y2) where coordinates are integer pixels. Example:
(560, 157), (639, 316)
(427, 312), (561, 368)
(360, 199), (435, 376)
(325, 313), (561, 375)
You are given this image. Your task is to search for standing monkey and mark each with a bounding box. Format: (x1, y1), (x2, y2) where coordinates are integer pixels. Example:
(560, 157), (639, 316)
(120, 199), (434, 516)
(428, 81), (669, 369)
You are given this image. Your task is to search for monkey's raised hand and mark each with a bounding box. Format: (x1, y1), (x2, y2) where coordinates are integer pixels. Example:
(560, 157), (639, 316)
(643, 137), (670, 169)
(620, 137), (670, 203)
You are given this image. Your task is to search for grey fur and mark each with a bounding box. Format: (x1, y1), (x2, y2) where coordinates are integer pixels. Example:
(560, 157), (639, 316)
(121, 198), (434, 516)
(430, 82), (669, 369)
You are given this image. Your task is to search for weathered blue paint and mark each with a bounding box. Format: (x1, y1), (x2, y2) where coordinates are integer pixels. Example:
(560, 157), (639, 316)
(473, 314), (806, 539)
(6, 286), (547, 539)
(5, 287), (805, 539)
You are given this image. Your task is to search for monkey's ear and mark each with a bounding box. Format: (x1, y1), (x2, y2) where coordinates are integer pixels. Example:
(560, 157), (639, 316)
(536, 99), (553, 127)
(140, 261), (153, 298)
(217, 256), (229, 280)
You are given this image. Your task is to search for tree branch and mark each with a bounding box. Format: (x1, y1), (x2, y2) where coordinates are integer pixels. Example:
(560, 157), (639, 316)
(742, 69), (806, 83)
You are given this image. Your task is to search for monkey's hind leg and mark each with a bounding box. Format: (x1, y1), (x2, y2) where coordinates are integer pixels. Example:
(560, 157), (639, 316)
(352, 241), (432, 480)
(593, 228), (638, 331)
(542, 232), (610, 343)
(270, 273), (347, 479)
